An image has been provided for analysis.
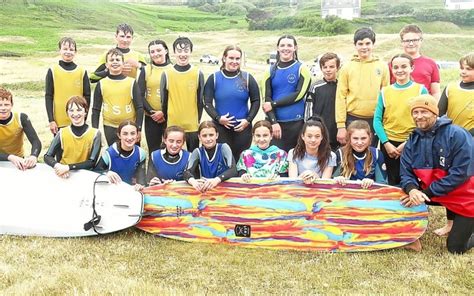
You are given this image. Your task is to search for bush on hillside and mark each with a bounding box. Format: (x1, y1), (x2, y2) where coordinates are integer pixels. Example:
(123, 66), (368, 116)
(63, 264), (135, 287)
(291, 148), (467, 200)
(218, 3), (247, 16)
(414, 8), (473, 26)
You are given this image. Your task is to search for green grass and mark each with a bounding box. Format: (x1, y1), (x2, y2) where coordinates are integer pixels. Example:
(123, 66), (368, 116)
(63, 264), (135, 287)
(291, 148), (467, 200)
(1, 207), (472, 294)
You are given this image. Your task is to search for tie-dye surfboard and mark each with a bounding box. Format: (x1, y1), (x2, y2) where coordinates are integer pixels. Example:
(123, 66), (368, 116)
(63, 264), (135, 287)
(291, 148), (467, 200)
(137, 179), (428, 252)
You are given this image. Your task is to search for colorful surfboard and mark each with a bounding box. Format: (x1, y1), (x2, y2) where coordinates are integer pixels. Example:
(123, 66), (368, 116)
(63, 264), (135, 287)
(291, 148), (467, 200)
(137, 179), (428, 252)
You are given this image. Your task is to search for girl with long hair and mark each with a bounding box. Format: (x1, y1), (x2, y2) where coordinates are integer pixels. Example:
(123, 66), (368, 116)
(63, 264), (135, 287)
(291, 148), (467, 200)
(288, 118), (336, 184)
(334, 120), (387, 188)
(203, 45), (260, 161)
(262, 35), (311, 152)
(138, 39), (172, 153)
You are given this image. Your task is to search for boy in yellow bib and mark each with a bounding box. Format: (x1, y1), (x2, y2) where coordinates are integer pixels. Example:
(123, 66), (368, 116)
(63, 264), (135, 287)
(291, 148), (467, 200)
(91, 48), (144, 146)
(160, 37), (204, 152)
(0, 87), (41, 170)
(44, 96), (101, 179)
(45, 37), (91, 135)
(89, 23), (146, 83)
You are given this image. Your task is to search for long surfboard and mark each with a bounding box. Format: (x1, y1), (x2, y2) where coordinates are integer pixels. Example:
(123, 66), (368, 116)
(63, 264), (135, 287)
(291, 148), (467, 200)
(0, 162), (143, 237)
(137, 179), (428, 252)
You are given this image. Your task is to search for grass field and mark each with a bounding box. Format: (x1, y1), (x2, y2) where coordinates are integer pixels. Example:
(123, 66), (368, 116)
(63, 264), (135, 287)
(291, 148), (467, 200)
(1, 0), (473, 294)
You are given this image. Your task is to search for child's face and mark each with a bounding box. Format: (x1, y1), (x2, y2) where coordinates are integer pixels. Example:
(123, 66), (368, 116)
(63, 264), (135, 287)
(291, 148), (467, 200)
(149, 44), (168, 65)
(67, 102), (86, 126)
(198, 127), (218, 150)
(355, 38), (374, 61)
(301, 126), (323, 151)
(174, 43), (191, 66)
(460, 61), (474, 83)
(115, 30), (133, 49)
(224, 49), (241, 72)
(401, 32), (422, 57)
(59, 42), (76, 63)
(349, 129), (371, 153)
(118, 124), (138, 151)
(253, 126), (272, 150)
(321, 58), (338, 81)
(106, 54), (124, 75)
(0, 99), (13, 120)
(277, 38), (297, 62)
(164, 131), (185, 155)
(391, 57), (413, 84)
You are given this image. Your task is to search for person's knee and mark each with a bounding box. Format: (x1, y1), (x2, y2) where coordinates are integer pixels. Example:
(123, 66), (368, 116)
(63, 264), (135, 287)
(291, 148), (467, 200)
(447, 240), (468, 254)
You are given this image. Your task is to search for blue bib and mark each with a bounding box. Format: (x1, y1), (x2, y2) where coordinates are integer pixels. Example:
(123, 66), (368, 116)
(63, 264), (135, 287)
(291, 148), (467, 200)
(151, 150), (190, 181)
(271, 62), (305, 122)
(199, 143), (229, 178)
(106, 144), (141, 184)
(214, 71), (250, 122)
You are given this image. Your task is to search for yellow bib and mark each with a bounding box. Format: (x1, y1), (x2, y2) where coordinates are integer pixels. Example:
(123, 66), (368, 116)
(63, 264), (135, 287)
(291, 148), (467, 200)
(165, 66), (200, 132)
(0, 112), (24, 157)
(51, 64), (85, 127)
(60, 126), (98, 164)
(446, 82), (474, 131)
(145, 64), (170, 113)
(382, 83), (423, 142)
(100, 77), (136, 128)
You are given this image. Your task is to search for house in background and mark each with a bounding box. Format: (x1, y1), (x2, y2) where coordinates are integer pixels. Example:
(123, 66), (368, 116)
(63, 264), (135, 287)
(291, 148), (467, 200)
(321, 0), (361, 20)
(445, 0), (474, 10)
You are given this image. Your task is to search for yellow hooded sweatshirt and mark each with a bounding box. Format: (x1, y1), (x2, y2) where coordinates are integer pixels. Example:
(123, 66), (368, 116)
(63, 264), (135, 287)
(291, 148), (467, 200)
(335, 55), (389, 128)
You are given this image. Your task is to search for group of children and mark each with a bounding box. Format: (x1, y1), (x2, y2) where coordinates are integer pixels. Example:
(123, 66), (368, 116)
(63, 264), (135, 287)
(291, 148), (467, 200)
(1, 23), (473, 236)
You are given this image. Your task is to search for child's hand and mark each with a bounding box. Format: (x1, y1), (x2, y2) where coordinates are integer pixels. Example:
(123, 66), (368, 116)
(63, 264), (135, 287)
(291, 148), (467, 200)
(188, 178), (205, 192)
(106, 171), (122, 184)
(134, 184), (145, 191)
(383, 142), (401, 159)
(150, 110), (165, 123)
(300, 170), (317, 184)
(24, 155), (37, 169)
(241, 173), (252, 183)
(337, 128), (347, 145)
(49, 121), (58, 135)
(54, 163), (70, 178)
(7, 155), (27, 171)
(334, 176), (347, 186)
(360, 178), (374, 189)
(201, 177), (221, 192)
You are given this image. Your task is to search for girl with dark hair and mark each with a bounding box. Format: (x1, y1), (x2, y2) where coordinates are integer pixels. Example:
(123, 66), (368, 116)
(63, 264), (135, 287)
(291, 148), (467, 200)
(288, 118), (336, 183)
(95, 120), (146, 191)
(237, 120), (288, 182)
(184, 121), (237, 192)
(373, 53), (427, 186)
(138, 39), (172, 153)
(203, 45), (260, 161)
(45, 96), (102, 179)
(262, 35), (311, 152)
(147, 125), (190, 185)
(333, 120), (387, 189)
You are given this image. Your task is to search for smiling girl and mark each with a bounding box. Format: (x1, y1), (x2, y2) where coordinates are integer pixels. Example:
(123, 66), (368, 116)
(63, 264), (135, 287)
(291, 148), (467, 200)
(373, 53), (428, 186)
(288, 118), (336, 184)
(138, 39), (172, 154)
(147, 126), (190, 185)
(44, 96), (101, 178)
(262, 35), (311, 152)
(237, 120), (288, 182)
(184, 121), (237, 192)
(333, 120), (387, 188)
(204, 45), (260, 161)
(95, 121), (146, 191)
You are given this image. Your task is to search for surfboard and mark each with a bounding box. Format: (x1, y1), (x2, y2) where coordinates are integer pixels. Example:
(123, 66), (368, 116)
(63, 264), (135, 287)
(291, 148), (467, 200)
(0, 162), (143, 237)
(137, 178), (428, 252)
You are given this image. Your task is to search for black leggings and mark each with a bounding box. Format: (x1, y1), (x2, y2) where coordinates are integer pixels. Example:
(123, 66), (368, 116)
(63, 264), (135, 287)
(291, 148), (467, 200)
(185, 132), (199, 152)
(427, 202), (474, 254)
(104, 125), (118, 147)
(144, 115), (165, 154)
(271, 120), (304, 152)
(215, 123), (252, 161)
(380, 139), (404, 186)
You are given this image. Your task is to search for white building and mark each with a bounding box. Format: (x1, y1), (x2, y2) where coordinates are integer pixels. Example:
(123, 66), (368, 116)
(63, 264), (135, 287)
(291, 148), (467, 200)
(321, 0), (361, 20)
(445, 0), (474, 10)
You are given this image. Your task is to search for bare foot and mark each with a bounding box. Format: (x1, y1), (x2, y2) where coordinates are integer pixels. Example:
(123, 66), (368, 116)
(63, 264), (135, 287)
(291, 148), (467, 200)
(433, 220), (453, 236)
(404, 239), (422, 252)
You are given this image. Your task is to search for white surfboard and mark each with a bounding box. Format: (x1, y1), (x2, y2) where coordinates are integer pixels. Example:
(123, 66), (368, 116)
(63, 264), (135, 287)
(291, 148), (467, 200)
(0, 162), (143, 237)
